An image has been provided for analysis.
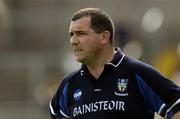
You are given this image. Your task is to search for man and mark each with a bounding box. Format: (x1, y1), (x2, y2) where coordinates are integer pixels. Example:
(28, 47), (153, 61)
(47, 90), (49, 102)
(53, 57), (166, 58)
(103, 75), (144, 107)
(49, 8), (180, 119)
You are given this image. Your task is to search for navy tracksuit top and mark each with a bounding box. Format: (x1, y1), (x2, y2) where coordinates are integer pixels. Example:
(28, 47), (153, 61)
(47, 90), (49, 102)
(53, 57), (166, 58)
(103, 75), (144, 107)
(49, 48), (180, 119)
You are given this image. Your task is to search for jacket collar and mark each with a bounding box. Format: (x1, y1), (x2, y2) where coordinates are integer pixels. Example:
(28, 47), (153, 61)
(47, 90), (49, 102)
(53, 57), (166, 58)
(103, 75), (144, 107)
(81, 47), (125, 70)
(107, 47), (125, 67)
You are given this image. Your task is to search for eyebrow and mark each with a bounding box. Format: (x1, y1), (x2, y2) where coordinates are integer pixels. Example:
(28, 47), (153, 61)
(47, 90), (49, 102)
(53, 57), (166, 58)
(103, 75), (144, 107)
(69, 30), (87, 34)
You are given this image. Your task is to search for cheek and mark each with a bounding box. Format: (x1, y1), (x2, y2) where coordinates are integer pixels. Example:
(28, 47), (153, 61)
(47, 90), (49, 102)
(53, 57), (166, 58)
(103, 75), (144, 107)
(88, 40), (101, 53)
(82, 36), (100, 50)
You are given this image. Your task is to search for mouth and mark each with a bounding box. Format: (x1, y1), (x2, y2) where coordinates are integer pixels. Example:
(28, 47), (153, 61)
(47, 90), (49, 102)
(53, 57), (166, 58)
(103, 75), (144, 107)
(74, 48), (82, 55)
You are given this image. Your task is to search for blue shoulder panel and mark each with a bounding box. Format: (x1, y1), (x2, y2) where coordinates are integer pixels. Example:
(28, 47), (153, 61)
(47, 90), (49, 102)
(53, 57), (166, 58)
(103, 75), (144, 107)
(135, 74), (165, 114)
(59, 82), (71, 118)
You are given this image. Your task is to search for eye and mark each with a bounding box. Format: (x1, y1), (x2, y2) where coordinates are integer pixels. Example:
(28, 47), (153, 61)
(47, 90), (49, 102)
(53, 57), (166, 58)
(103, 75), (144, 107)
(77, 31), (86, 36)
(69, 32), (74, 37)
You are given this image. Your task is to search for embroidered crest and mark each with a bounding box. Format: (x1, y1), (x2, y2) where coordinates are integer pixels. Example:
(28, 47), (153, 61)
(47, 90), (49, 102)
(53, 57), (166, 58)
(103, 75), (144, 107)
(115, 78), (128, 96)
(118, 78), (128, 92)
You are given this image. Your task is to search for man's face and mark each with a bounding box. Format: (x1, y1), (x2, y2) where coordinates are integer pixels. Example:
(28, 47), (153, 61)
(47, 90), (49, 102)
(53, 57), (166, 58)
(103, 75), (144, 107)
(69, 16), (102, 64)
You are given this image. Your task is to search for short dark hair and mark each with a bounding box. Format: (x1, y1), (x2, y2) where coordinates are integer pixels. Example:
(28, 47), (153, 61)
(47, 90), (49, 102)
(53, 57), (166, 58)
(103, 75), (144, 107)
(71, 8), (114, 45)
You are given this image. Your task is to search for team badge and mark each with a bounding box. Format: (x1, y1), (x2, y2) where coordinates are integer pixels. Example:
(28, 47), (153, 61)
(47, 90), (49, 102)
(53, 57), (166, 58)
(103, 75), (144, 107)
(115, 78), (128, 96)
(73, 89), (82, 101)
(118, 78), (128, 92)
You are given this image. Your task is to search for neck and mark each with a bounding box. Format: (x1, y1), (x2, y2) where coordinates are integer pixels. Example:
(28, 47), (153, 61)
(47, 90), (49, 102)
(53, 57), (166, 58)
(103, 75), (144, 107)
(86, 47), (115, 79)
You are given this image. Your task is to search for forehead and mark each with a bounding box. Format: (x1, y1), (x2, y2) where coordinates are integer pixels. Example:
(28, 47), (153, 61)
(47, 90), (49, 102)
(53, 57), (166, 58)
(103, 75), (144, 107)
(69, 17), (91, 31)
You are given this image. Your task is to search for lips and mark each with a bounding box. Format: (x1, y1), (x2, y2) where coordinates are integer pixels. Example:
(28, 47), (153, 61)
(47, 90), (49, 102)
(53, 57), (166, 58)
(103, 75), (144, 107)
(75, 48), (82, 52)
(74, 48), (82, 55)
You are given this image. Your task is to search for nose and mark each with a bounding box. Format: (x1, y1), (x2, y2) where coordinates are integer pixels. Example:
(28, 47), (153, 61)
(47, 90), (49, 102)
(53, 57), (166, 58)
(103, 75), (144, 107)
(70, 35), (79, 45)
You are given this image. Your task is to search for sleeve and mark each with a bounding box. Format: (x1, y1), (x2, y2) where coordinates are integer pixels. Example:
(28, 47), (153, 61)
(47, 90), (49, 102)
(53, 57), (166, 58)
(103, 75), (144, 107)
(128, 57), (180, 119)
(49, 77), (71, 119)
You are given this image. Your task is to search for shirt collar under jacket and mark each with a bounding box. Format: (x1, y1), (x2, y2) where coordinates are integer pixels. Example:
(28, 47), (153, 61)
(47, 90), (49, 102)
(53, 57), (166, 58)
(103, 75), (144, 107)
(81, 47), (125, 71)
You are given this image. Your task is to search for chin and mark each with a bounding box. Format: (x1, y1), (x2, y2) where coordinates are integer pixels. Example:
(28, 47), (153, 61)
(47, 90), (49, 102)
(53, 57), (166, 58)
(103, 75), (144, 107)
(76, 57), (84, 63)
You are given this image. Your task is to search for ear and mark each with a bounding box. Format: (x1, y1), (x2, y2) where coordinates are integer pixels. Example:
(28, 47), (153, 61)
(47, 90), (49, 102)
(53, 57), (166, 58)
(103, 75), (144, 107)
(100, 31), (110, 45)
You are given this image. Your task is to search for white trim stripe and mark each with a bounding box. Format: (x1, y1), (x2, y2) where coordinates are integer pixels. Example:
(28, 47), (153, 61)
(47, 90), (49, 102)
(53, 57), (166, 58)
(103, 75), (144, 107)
(158, 103), (166, 115)
(108, 53), (125, 67)
(60, 109), (71, 118)
(49, 100), (57, 115)
(165, 98), (180, 119)
(49, 100), (71, 118)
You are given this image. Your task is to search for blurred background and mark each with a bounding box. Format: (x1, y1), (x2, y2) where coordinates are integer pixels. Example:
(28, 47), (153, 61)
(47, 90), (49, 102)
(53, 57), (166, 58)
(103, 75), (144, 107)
(0, 0), (179, 119)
